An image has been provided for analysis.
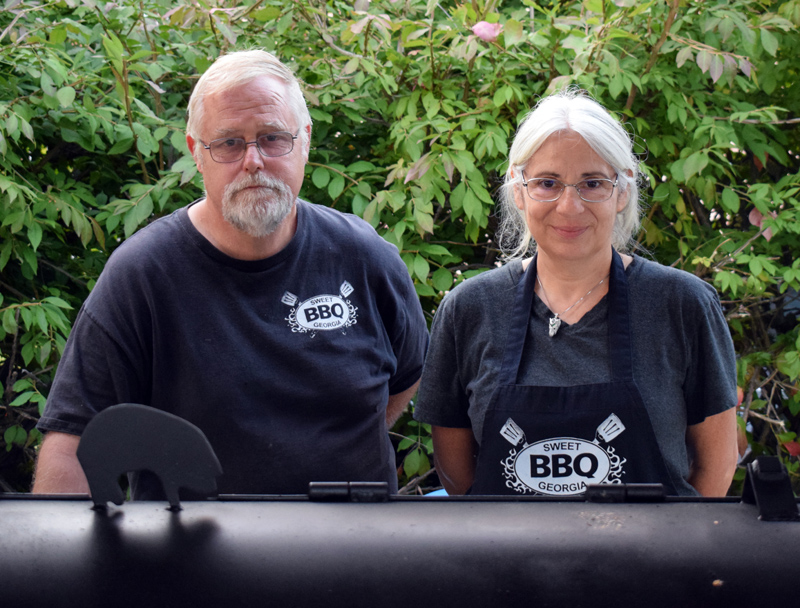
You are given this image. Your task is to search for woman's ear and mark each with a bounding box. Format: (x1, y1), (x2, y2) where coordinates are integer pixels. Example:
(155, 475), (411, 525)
(511, 168), (525, 211)
(616, 169), (634, 213)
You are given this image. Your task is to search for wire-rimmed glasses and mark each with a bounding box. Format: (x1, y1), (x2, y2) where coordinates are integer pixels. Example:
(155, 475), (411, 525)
(200, 131), (299, 163)
(520, 170), (618, 203)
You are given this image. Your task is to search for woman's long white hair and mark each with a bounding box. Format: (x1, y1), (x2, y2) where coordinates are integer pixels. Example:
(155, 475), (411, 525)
(497, 89), (641, 259)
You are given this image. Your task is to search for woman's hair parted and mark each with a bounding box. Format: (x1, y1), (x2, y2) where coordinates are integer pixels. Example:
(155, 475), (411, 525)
(497, 89), (642, 259)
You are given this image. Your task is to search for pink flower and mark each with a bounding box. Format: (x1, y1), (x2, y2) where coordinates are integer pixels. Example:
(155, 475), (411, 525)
(472, 21), (502, 42)
(784, 441), (800, 457)
(749, 208), (777, 241)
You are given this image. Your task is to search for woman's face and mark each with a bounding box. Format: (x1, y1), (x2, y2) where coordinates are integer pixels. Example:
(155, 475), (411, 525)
(515, 130), (627, 264)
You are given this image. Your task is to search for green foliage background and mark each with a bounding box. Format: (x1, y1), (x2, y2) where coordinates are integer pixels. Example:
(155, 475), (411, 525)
(2, 0), (800, 494)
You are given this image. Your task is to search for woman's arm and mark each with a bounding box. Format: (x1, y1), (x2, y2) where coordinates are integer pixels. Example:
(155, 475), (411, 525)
(685, 407), (739, 497)
(432, 426), (479, 495)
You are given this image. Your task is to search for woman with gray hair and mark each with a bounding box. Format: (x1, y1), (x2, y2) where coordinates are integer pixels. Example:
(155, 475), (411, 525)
(414, 90), (738, 497)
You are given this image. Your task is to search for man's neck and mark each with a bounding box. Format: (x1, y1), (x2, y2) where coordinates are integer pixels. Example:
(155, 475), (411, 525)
(187, 198), (298, 261)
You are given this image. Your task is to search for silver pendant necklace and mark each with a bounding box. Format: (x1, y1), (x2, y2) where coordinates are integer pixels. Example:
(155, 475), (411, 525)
(536, 272), (610, 337)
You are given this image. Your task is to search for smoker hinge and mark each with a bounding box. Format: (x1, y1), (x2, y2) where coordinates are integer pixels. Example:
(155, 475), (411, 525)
(308, 481), (390, 503)
(584, 483), (666, 503)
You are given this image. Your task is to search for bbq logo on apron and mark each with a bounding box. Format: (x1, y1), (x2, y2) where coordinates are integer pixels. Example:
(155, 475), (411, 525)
(282, 281), (358, 337)
(500, 414), (628, 496)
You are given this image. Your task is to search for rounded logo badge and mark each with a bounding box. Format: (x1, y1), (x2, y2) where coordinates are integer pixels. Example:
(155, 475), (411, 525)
(296, 295), (351, 331)
(513, 437), (613, 496)
(282, 282), (358, 337)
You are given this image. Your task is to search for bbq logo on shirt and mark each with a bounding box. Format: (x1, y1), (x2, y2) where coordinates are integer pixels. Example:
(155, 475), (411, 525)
(500, 414), (627, 496)
(282, 281), (358, 337)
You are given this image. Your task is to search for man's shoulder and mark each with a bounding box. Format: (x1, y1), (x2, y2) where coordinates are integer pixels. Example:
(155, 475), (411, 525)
(104, 207), (189, 269)
(299, 200), (402, 260)
(302, 200), (383, 238)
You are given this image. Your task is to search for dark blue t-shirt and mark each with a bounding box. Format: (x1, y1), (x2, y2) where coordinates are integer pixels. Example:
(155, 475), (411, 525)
(39, 200), (428, 495)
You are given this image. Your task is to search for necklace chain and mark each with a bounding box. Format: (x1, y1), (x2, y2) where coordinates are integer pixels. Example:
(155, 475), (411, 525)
(536, 272), (610, 337)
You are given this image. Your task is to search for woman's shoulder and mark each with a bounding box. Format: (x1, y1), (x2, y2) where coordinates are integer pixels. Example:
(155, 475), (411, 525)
(628, 254), (721, 307)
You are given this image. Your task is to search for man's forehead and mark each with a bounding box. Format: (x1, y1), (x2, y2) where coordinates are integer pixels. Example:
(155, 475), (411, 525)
(203, 76), (296, 135)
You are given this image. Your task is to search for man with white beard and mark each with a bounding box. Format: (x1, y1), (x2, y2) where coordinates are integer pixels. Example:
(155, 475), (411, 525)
(32, 50), (428, 498)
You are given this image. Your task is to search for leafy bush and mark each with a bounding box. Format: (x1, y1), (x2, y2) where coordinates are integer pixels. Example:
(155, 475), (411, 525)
(1, 0), (799, 493)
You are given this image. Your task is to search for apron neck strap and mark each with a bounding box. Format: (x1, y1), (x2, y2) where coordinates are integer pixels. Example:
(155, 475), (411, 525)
(498, 249), (633, 385)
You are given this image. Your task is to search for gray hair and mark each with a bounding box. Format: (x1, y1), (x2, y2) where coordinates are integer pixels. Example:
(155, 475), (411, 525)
(497, 89), (641, 259)
(186, 49), (312, 160)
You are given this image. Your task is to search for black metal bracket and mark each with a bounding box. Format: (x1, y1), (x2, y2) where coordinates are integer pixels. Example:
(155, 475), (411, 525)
(308, 482), (390, 502)
(741, 456), (800, 521)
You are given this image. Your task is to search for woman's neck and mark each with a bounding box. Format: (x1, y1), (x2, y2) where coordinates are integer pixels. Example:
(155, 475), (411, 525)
(524, 250), (632, 324)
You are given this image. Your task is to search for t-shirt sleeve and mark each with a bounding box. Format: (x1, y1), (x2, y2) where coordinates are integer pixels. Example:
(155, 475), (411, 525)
(37, 302), (150, 436)
(684, 288), (738, 426)
(384, 261), (429, 395)
(413, 291), (472, 428)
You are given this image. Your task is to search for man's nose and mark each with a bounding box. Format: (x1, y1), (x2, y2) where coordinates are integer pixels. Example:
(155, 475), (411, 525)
(242, 141), (266, 171)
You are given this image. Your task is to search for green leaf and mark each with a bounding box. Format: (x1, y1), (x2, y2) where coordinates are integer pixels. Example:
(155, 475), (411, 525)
(414, 282), (436, 297)
(28, 222), (43, 250)
(419, 244), (451, 257)
(3, 425), (27, 446)
(761, 28), (779, 57)
(504, 19), (524, 47)
(682, 151), (708, 179)
(253, 6), (281, 21)
(312, 166), (330, 188)
(777, 351), (800, 380)
(2, 309), (17, 334)
(462, 187), (482, 221)
(414, 209), (434, 234)
(328, 175), (345, 199)
(676, 46), (693, 68)
(720, 188), (739, 213)
(403, 447), (422, 476)
(347, 161), (376, 173)
(413, 254), (430, 282)
(56, 86), (76, 108)
(108, 138), (134, 155)
(432, 268), (453, 291)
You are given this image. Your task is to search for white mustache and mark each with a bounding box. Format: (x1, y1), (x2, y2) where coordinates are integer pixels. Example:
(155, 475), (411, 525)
(228, 174), (285, 197)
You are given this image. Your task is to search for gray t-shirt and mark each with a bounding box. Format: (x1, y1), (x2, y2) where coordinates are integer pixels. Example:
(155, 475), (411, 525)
(414, 255), (737, 496)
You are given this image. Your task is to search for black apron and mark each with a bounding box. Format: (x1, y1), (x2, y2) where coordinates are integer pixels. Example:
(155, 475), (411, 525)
(471, 249), (678, 496)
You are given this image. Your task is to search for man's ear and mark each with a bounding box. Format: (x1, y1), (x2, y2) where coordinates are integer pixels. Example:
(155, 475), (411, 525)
(186, 134), (203, 173)
(301, 124), (312, 160)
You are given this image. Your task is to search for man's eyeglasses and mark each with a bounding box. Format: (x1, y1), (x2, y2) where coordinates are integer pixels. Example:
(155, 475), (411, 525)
(520, 170), (618, 203)
(200, 131), (299, 163)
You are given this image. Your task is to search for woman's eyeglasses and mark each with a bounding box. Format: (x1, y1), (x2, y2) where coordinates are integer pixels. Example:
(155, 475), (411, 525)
(520, 170), (618, 203)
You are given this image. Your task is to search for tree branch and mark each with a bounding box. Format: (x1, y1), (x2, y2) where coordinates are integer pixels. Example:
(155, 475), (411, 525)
(625, 0), (680, 111)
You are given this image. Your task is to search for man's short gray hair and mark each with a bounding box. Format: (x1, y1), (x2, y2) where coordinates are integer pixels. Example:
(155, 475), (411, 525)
(498, 89), (641, 259)
(186, 49), (312, 160)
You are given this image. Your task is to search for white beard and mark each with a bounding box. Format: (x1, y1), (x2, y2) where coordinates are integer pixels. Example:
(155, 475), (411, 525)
(221, 173), (295, 237)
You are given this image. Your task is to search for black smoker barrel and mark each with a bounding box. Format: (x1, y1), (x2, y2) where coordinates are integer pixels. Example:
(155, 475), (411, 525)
(5, 405), (796, 607)
(1, 490), (799, 608)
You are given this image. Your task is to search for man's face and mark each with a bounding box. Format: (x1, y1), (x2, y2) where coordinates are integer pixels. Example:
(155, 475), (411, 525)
(187, 75), (310, 236)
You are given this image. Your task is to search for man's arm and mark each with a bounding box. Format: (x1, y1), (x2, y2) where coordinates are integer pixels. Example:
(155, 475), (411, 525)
(431, 425), (478, 495)
(386, 380), (420, 428)
(686, 407), (739, 497)
(32, 431), (89, 494)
